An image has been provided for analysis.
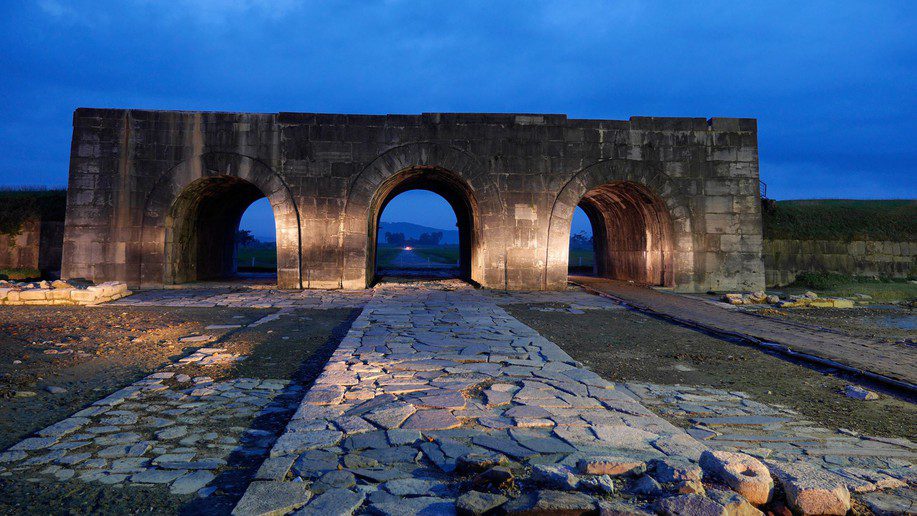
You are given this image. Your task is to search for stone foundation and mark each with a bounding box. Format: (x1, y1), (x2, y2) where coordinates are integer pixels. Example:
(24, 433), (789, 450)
(0, 281), (131, 305)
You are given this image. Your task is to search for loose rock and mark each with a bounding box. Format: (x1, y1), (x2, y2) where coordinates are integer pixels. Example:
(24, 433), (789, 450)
(231, 481), (312, 516)
(699, 450), (773, 505)
(843, 385), (879, 400)
(456, 490), (509, 515)
(768, 461), (850, 516)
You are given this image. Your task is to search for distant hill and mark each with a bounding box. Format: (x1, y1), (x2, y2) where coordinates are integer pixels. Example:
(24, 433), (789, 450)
(379, 221), (459, 244)
(763, 199), (916, 241)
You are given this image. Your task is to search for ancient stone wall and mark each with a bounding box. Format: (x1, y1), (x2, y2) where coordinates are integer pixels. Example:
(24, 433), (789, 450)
(62, 109), (764, 292)
(0, 219), (41, 270)
(0, 220), (64, 273)
(765, 239), (916, 286)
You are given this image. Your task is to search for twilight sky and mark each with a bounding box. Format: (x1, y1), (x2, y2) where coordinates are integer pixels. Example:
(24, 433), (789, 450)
(2, 1), (914, 237)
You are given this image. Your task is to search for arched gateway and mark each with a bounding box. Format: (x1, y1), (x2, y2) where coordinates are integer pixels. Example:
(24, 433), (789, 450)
(62, 110), (765, 292)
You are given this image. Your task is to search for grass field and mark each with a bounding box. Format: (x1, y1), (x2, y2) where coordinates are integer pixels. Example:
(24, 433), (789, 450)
(413, 245), (460, 264)
(375, 246), (402, 267)
(568, 248), (594, 268)
(782, 273), (917, 303)
(763, 199), (916, 241)
(0, 268), (41, 281)
(237, 246), (277, 271)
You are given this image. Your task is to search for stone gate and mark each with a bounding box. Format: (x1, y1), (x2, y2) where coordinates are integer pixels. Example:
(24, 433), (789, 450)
(62, 109), (764, 292)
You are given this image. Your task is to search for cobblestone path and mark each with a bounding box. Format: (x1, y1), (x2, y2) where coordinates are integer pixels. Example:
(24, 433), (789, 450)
(236, 280), (715, 514)
(628, 383), (915, 491)
(571, 276), (917, 388)
(0, 310), (310, 501)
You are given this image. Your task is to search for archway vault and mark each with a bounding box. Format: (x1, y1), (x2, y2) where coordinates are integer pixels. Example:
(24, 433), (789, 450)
(139, 152), (302, 289)
(340, 142), (505, 289)
(545, 159), (695, 291)
(577, 181), (675, 286)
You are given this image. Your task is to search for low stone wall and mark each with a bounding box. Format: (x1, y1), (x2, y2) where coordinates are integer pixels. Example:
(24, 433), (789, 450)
(765, 239), (916, 287)
(0, 281), (131, 306)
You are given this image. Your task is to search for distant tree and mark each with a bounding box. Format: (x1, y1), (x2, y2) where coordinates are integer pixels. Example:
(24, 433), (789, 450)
(570, 230), (593, 249)
(385, 232), (406, 246)
(236, 229), (257, 247)
(416, 231), (443, 245)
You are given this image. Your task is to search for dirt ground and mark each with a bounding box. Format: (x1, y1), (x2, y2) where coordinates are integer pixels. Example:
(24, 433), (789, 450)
(506, 302), (917, 440)
(752, 305), (916, 344)
(0, 305), (359, 515)
(0, 306), (272, 450)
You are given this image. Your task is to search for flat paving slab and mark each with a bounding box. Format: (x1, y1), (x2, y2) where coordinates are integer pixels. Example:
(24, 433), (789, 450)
(240, 280), (715, 513)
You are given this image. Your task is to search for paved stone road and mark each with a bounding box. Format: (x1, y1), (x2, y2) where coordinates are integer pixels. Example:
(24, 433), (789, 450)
(571, 276), (917, 388)
(238, 279), (704, 514)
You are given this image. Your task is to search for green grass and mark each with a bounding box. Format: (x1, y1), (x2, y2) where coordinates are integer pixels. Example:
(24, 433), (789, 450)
(784, 273), (917, 303)
(568, 248), (595, 268)
(375, 245), (406, 268)
(0, 268), (41, 281)
(237, 245), (277, 271)
(763, 199), (916, 241)
(413, 245), (460, 264)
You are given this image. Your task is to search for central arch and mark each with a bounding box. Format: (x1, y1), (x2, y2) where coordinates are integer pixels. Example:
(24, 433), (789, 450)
(366, 167), (479, 284)
(339, 142), (504, 289)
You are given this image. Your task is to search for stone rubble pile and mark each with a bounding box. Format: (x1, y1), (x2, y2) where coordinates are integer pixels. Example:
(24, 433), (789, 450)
(0, 279), (131, 305)
(721, 290), (856, 308)
(177, 347), (245, 367)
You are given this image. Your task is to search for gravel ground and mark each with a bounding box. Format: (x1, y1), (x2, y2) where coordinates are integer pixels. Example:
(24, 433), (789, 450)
(506, 302), (917, 439)
(0, 306), (270, 451)
(754, 305), (916, 344)
(0, 305), (359, 515)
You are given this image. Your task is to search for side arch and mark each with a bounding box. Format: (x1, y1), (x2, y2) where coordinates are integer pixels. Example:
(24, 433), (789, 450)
(545, 159), (695, 290)
(340, 142), (505, 288)
(139, 152), (302, 288)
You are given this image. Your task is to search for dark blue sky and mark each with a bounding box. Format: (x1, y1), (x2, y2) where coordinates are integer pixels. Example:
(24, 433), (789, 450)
(3, 1), (915, 236)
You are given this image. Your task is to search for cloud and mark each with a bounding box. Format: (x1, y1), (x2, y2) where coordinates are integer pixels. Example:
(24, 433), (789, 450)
(37, 0), (70, 17)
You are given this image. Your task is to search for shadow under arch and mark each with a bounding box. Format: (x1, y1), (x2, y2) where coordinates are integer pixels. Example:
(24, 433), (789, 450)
(340, 142), (504, 289)
(545, 159), (694, 290)
(139, 152), (302, 289)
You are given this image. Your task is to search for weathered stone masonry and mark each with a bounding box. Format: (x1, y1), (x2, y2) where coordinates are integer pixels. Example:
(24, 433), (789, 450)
(62, 109), (764, 292)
